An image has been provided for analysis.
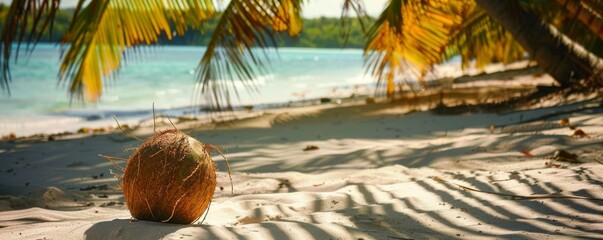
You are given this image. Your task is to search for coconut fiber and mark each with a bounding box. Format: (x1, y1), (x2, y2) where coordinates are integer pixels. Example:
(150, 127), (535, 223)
(121, 129), (217, 224)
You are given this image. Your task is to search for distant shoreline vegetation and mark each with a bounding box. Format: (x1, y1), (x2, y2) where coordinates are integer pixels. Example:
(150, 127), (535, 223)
(0, 5), (372, 49)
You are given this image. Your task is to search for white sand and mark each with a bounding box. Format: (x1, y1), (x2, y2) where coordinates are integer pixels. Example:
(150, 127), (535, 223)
(1, 80), (603, 239)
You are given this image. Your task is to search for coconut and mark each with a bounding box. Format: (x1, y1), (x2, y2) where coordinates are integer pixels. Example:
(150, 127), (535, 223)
(119, 129), (225, 224)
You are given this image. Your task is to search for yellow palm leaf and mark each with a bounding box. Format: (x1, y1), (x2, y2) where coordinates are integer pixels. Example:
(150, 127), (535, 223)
(58, 0), (215, 101)
(447, 8), (525, 70)
(365, 0), (471, 96)
(2, 0), (215, 101)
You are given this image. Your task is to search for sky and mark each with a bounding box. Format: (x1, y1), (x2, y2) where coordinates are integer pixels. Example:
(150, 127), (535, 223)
(0, 0), (389, 18)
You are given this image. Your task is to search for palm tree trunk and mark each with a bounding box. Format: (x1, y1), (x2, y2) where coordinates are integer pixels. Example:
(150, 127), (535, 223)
(555, 0), (603, 40)
(475, 0), (603, 88)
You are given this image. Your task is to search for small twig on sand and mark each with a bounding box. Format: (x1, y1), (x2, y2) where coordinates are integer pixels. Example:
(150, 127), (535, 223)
(433, 176), (603, 201)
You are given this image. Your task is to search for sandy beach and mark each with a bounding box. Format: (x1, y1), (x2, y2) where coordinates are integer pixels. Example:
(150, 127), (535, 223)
(1, 71), (603, 239)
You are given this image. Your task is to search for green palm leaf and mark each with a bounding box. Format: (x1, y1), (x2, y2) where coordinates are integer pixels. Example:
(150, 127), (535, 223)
(2, 0), (216, 101)
(1, 0), (61, 94)
(340, 0), (369, 47)
(59, 0), (215, 101)
(196, 0), (303, 110)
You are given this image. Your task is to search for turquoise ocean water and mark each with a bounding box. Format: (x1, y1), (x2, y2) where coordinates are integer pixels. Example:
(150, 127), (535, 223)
(0, 44), (385, 136)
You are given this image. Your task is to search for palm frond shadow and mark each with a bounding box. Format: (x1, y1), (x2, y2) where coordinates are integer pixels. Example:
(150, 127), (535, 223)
(189, 97), (603, 174)
(83, 165), (603, 239)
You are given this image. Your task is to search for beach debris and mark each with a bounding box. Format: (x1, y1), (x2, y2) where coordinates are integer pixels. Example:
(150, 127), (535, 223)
(1, 132), (16, 141)
(550, 150), (580, 163)
(278, 179), (291, 189)
(242, 105), (254, 111)
(365, 96), (376, 104)
(79, 184), (109, 191)
(303, 145), (319, 151)
(93, 128), (106, 133)
(520, 151), (534, 157)
(100, 201), (116, 207)
(433, 176), (603, 201)
(559, 118), (570, 127)
(105, 129), (232, 224)
(77, 127), (110, 135)
(78, 128), (91, 134)
(545, 161), (564, 168)
(572, 129), (588, 138)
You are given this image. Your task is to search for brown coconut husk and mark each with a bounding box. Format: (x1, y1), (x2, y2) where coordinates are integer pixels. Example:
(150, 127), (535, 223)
(105, 129), (230, 224)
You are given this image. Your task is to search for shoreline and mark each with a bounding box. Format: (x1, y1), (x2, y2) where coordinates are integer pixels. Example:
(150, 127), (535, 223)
(1, 61), (556, 140)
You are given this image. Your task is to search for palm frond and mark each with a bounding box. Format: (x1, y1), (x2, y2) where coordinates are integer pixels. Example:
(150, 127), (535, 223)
(364, 0), (471, 97)
(340, 0), (369, 47)
(447, 8), (525, 70)
(553, 0), (603, 40)
(196, 0), (303, 110)
(59, 0), (216, 101)
(1, 0), (60, 94)
(2, 0), (216, 101)
(582, 0), (603, 16)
